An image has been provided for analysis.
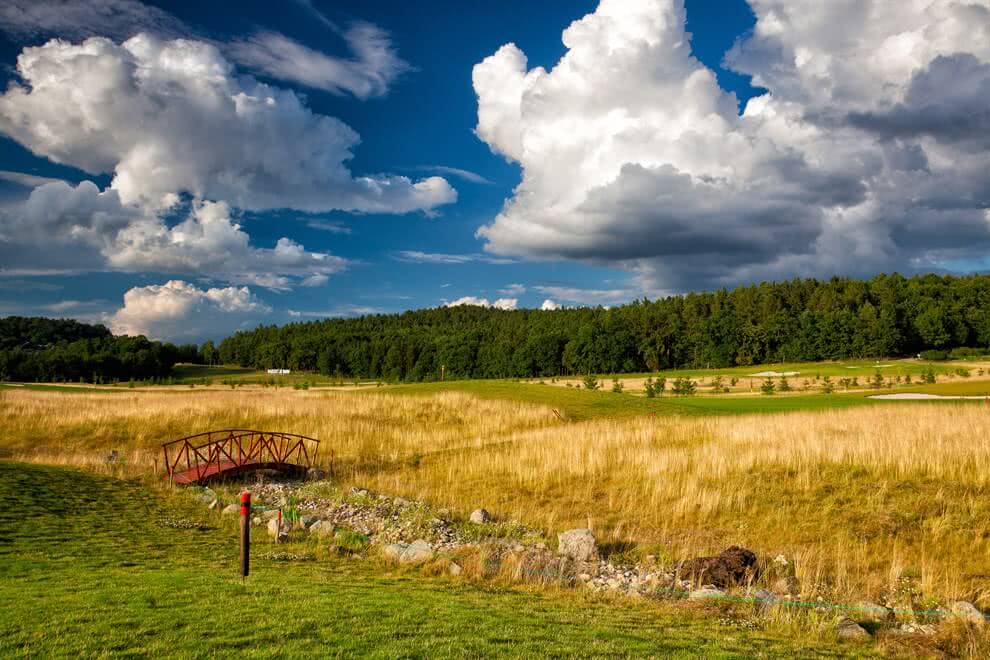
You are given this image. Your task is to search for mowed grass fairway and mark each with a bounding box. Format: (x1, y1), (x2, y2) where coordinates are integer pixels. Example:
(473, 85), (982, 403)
(0, 462), (850, 658)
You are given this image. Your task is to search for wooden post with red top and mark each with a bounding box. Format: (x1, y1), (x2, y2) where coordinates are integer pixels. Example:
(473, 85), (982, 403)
(239, 491), (251, 579)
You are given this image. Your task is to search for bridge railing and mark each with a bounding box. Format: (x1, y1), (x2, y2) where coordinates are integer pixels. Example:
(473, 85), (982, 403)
(162, 429), (324, 484)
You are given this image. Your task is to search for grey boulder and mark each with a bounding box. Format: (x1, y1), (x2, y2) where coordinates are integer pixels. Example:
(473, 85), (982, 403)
(557, 528), (598, 562)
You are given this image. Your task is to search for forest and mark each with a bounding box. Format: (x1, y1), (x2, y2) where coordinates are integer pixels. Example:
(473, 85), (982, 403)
(0, 317), (199, 383)
(5, 273), (990, 383)
(216, 273), (990, 381)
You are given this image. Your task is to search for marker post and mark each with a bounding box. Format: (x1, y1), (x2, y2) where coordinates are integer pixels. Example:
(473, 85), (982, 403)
(239, 491), (251, 579)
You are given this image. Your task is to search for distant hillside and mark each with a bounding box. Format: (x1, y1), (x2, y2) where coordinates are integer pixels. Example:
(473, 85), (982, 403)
(0, 316), (111, 351)
(218, 273), (990, 381)
(0, 317), (199, 383)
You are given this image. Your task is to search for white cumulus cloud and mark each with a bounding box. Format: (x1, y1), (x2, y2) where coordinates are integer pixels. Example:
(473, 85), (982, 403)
(540, 299), (562, 311)
(0, 34), (454, 214)
(473, 0), (990, 292)
(109, 280), (270, 341)
(446, 296), (518, 310)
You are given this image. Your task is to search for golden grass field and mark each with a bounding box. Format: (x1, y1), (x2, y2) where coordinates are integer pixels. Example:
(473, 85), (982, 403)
(3, 385), (990, 612)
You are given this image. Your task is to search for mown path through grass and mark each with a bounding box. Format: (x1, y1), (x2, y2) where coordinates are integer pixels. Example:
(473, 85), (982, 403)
(0, 462), (865, 658)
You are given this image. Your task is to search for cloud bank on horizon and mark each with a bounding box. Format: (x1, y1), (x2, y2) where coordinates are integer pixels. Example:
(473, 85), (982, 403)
(473, 0), (990, 294)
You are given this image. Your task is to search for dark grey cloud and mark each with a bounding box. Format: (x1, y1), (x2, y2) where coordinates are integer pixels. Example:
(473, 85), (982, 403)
(848, 54), (990, 151)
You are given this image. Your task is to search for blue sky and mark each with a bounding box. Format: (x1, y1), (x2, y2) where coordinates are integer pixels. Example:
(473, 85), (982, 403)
(0, 0), (986, 341)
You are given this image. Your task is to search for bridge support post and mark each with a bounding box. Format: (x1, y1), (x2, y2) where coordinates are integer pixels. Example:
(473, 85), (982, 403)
(239, 491), (251, 579)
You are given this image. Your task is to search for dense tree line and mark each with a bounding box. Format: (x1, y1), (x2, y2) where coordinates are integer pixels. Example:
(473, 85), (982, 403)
(0, 317), (200, 383)
(217, 274), (990, 381)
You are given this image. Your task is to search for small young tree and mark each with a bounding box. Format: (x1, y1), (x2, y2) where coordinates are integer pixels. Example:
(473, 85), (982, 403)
(778, 376), (791, 392)
(821, 375), (834, 394)
(711, 375), (725, 394)
(923, 367), (937, 384)
(673, 377), (696, 396)
(583, 374), (600, 390)
(644, 377), (656, 398)
(656, 376), (667, 397)
(611, 378), (623, 393)
(761, 377), (776, 395)
(904, 373), (912, 384)
(870, 370), (884, 389)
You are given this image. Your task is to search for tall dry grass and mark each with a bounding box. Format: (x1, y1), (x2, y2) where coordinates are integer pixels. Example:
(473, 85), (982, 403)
(0, 388), (557, 474)
(3, 387), (990, 606)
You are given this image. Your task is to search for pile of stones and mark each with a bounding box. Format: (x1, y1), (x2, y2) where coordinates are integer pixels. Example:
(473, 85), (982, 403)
(192, 482), (987, 638)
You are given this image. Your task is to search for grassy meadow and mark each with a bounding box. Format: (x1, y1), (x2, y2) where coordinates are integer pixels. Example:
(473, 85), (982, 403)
(3, 462), (850, 658)
(3, 382), (990, 618)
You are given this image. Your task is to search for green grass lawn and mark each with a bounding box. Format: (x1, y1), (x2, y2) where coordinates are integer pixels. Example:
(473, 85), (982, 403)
(379, 379), (898, 421)
(0, 462), (868, 658)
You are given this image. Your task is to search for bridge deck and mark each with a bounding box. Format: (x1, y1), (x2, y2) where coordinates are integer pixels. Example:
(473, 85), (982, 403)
(170, 459), (308, 485)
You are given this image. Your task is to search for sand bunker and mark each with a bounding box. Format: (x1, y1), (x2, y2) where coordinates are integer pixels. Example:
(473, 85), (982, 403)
(749, 371), (799, 377)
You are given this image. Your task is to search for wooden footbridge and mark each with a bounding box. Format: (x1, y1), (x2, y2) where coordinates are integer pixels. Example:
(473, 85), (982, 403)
(162, 430), (323, 485)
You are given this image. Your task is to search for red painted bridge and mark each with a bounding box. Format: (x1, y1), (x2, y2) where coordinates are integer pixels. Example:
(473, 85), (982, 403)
(162, 429), (324, 485)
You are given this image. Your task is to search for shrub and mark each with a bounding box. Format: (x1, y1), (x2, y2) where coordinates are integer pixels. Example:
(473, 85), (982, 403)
(333, 529), (369, 554)
(611, 379), (623, 393)
(949, 347), (990, 359)
(922, 367), (937, 384)
(644, 377), (656, 398)
(920, 349), (949, 361)
(870, 370), (884, 389)
(777, 376), (791, 392)
(672, 377), (695, 396)
(821, 375), (834, 394)
(655, 376), (667, 397)
(761, 378), (776, 395)
(583, 375), (600, 390)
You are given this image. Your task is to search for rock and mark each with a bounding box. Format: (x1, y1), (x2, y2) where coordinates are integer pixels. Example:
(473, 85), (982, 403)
(899, 622), (936, 635)
(382, 544), (405, 560)
(195, 488), (217, 504)
(469, 508), (492, 524)
(837, 617), (870, 639)
(267, 518), (289, 543)
(856, 602), (893, 623)
(221, 503), (239, 516)
(351, 487), (369, 497)
(299, 515), (319, 529)
(448, 562), (462, 576)
(309, 520), (335, 538)
(394, 497), (411, 507)
(772, 576), (800, 596)
(403, 539), (434, 563)
(754, 588), (777, 613)
(557, 528), (598, 562)
(207, 498), (221, 511)
(950, 601), (985, 625)
(688, 586), (725, 600)
(578, 573), (592, 582)
(680, 546), (758, 589)
(252, 516), (261, 526)
(383, 539), (434, 563)
(261, 510), (280, 521)
(306, 467), (325, 481)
